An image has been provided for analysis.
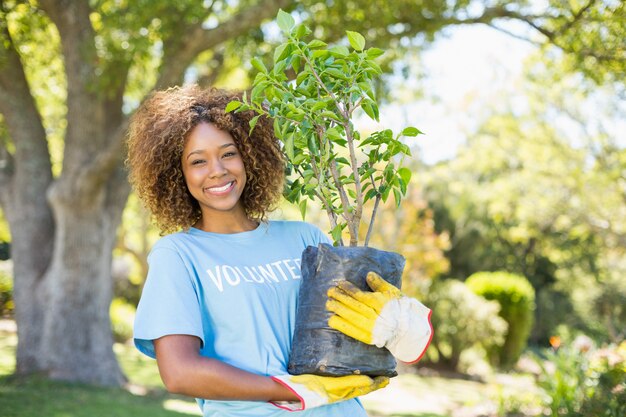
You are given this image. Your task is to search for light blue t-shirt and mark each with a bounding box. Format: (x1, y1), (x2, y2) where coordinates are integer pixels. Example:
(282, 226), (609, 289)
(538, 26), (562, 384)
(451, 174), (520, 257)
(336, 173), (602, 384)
(134, 220), (367, 417)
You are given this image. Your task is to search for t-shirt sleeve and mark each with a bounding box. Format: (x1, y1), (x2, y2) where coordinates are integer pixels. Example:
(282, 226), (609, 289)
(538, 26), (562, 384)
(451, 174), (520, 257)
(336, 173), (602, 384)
(133, 245), (204, 359)
(312, 223), (333, 246)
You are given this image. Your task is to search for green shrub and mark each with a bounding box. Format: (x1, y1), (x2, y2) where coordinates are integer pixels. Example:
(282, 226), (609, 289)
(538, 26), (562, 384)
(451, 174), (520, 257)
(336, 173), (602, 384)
(576, 340), (626, 417)
(424, 279), (508, 371)
(532, 337), (626, 417)
(110, 297), (136, 343)
(466, 271), (535, 368)
(0, 261), (14, 317)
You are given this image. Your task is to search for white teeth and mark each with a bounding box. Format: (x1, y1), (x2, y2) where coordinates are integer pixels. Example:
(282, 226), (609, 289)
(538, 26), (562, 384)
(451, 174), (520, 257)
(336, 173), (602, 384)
(207, 182), (233, 192)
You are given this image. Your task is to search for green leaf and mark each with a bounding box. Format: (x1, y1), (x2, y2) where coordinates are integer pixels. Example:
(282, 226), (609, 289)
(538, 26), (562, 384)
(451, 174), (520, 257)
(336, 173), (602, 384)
(295, 23), (309, 39)
(299, 199), (308, 220)
(358, 82), (375, 100)
(311, 49), (330, 59)
(296, 70), (310, 86)
(329, 45), (350, 57)
(366, 47), (385, 58)
(320, 110), (342, 122)
(225, 100), (242, 113)
(362, 100), (379, 121)
(393, 188), (402, 207)
(366, 60), (383, 75)
(364, 188), (378, 203)
(274, 43), (291, 63)
(292, 153), (307, 165)
(326, 127), (343, 141)
(398, 167), (412, 186)
(346, 30), (365, 51)
(380, 185), (390, 203)
(291, 55), (301, 73)
(307, 135), (319, 155)
(250, 81), (268, 103)
(325, 68), (348, 80)
(331, 224), (344, 245)
(310, 101), (327, 112)
(248, 115), (260, 135)
(277, 9), (295, 33)
(284, 133), (295, 162)
(251, 57), (267, 73)
(308, 39), (327, 49)
(273, 58), (288, 76)
(401, 126), (423, 137)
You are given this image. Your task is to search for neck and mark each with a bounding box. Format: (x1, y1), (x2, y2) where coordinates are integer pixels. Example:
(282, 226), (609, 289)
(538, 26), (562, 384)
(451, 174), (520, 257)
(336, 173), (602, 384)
(194, 211), (258, 234)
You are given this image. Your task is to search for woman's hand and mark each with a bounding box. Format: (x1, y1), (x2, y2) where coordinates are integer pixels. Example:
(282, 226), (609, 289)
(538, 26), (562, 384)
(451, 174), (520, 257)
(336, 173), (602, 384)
(326, 271), (433, 363)
(271, 373), (389, 411)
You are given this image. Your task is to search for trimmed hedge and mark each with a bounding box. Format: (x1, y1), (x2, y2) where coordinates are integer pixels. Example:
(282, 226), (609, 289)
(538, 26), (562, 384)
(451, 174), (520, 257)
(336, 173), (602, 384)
(466, 271), (535, 368)
(424, 279), (507, 371)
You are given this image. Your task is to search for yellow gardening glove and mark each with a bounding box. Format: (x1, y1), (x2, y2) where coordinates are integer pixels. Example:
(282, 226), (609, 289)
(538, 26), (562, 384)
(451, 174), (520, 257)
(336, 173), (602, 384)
(270, 374), (389, 411)
(326, 271), (433, 363)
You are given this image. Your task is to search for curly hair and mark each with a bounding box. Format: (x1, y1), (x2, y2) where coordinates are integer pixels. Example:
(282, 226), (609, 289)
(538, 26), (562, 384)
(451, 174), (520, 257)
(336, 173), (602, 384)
(126, 84), (285, 234)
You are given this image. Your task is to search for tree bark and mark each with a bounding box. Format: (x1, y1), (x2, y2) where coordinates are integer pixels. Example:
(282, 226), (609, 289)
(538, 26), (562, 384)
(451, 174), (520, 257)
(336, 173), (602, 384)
(0, 5), (54, 375)
(39, 163), (128, 385)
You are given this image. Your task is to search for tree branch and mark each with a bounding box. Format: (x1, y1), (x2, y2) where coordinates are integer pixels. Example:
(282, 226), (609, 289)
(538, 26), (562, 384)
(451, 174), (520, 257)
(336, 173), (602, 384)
(0, 3), (53, 196)
(39, 0), (98, 100)
(154, 0), (292, 89)
(556, 0), (597, 36)
(78, 115), (130, 194)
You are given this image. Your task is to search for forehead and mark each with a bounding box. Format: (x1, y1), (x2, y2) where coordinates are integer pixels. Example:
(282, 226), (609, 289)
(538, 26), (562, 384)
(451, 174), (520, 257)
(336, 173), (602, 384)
(184, 122), (236, 151)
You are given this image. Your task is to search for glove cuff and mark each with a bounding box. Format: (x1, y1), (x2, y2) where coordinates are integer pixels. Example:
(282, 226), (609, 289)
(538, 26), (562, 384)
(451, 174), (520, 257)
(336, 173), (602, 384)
(269, 375), (326, 411)
(384, 297), (433, 363)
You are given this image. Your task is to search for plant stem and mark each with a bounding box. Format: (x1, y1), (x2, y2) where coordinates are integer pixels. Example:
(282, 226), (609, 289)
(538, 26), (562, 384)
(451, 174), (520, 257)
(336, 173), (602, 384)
(329, 158), (355, 230)
(342, 116), (364, 245)
(307, 156), (342, 245)
(364, 173), (382, 247)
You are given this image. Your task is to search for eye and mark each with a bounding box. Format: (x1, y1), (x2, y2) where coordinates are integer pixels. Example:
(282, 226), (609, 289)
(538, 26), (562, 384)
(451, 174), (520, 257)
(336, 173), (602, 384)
(191, 159), (206, 165)
(223, 151), (237, 158)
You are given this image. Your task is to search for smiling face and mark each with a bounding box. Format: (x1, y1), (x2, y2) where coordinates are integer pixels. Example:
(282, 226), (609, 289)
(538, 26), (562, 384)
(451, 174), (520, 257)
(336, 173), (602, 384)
(181, 122), (248, 225)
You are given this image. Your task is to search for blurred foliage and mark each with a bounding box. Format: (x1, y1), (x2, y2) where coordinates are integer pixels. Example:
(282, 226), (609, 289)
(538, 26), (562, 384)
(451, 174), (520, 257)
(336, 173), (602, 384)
(114, 193), (160, 306)
(532, 336), (626, 417)
(0, 208), (9, 260)
(367, 186), (451, 295)
(538, 0), (626, 94)
(422, 71), (625, 344)
(109, 297), (135, 344)
(466, 271), (535, 368)
(0, 260), (12, 317)
(423, 279), (508, 372)
(3, 0), (66, 175)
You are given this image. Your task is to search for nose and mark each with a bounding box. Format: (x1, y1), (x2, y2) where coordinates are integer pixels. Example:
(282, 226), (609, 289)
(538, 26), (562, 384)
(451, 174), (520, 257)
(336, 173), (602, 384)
(208, 159), (227, 178)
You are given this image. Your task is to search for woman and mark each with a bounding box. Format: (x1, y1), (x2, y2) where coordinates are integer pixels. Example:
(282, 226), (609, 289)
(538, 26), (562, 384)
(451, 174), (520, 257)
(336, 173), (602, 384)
(126, 84), (391, 416)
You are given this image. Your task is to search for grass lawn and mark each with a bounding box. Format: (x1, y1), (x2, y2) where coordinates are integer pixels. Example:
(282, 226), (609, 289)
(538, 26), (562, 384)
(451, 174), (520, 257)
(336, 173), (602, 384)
(0, 324), (201, 417)
(0, 322), (543, 417)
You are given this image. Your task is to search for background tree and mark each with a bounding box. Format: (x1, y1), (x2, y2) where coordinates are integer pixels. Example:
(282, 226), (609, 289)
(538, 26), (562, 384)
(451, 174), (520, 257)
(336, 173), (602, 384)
(0, 0), (622, 385)
(422, 71), (625, 343)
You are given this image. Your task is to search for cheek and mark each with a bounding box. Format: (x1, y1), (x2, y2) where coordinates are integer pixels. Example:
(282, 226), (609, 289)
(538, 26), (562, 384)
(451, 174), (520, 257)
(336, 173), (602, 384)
(182, 168), (203, 188)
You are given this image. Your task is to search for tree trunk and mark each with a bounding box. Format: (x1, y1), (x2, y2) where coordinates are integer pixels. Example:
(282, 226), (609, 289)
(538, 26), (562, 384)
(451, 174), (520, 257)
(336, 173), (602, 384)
(6, 197), (53, 375)
(38, 165), (129, 385)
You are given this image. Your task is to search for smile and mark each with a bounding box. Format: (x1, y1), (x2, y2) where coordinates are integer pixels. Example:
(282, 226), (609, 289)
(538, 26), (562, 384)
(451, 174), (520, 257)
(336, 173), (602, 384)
(205, 181), (235, 194)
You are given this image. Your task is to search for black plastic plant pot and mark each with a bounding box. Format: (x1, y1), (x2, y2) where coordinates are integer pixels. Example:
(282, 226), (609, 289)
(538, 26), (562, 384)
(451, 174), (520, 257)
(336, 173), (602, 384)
(288, 243), (405, 377)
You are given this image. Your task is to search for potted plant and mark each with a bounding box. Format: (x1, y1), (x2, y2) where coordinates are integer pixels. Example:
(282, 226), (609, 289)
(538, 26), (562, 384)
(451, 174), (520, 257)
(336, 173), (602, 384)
(227, 10), (421, 377)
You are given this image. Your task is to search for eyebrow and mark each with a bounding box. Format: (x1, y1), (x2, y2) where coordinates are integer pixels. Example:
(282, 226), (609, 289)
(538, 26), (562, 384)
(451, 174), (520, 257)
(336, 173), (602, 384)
(185, 143), (236, 160)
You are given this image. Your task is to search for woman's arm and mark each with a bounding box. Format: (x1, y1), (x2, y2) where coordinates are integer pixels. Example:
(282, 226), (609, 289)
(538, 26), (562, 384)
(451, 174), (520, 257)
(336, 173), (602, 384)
(154, 334), (299, 401)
